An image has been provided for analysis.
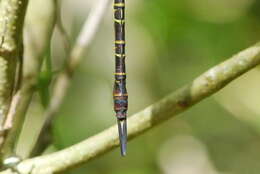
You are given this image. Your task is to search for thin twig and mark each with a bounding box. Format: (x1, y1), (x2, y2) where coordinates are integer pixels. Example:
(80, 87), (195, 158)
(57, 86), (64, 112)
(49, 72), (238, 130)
(55, 0), (71, 53)
(0, 42), (259, 174)
(30, 0), (112, 156)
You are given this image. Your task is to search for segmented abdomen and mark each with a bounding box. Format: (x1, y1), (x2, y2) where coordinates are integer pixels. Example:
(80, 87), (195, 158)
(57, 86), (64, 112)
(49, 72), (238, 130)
(113, 0), (128, 120)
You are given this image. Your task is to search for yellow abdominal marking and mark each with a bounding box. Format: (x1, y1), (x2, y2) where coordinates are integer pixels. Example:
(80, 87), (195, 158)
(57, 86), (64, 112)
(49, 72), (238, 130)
(114, 19), (125, 24)
(115, 72), (126, 75)
(114, 93), (128, 97)
(114, 3), (125, 7)
(115, 40), (125, 44)
(115, 54), (125, 58)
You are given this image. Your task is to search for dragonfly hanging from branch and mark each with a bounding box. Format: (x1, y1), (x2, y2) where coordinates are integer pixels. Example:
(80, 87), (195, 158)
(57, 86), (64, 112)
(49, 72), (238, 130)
(113, 0), (128, 156)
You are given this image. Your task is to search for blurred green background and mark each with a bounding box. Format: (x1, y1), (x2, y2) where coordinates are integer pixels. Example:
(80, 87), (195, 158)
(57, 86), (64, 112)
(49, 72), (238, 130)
(21, 0), (260, 173)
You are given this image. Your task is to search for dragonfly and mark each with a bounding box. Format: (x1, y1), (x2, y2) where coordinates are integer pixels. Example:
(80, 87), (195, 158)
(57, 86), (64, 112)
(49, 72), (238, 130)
(113, 0), (128, 156)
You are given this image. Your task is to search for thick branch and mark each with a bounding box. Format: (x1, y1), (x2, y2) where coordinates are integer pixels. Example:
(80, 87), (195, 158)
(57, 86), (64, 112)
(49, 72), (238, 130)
(0, 42), (258, 174)
(0, 0), (56, 158)
(0, 0), (29, 157)
(0, 0), (28, 127)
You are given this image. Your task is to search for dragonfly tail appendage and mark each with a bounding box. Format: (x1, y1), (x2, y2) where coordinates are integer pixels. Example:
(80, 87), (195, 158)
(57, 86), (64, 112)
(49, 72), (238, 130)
(117, 118), (127, 156)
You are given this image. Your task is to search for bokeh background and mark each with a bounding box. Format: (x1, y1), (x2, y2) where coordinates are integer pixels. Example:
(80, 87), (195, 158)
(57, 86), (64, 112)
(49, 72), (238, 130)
(19, 0), (260, 174)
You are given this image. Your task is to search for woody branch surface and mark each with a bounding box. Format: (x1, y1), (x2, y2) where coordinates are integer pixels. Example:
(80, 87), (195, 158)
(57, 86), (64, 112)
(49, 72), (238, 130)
(0, 0), (56, 158)
(0, 0), (28, 128)
(0, 0), (28, 155)
(0, 42), (259, 174)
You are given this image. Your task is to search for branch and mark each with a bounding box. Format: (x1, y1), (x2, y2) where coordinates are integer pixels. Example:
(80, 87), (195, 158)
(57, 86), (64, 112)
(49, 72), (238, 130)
(0, 0), (56, 158)
(0, 0), (29, 157)
(0, 42), (258, 174)
(30, 0), (112, 156)
(55, 0), (71, 54)
(49, 0), (111, 119)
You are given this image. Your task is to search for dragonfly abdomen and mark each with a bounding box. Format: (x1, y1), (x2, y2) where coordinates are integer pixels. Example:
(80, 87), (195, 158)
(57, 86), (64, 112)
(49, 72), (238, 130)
(113, 0), (128, 156)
